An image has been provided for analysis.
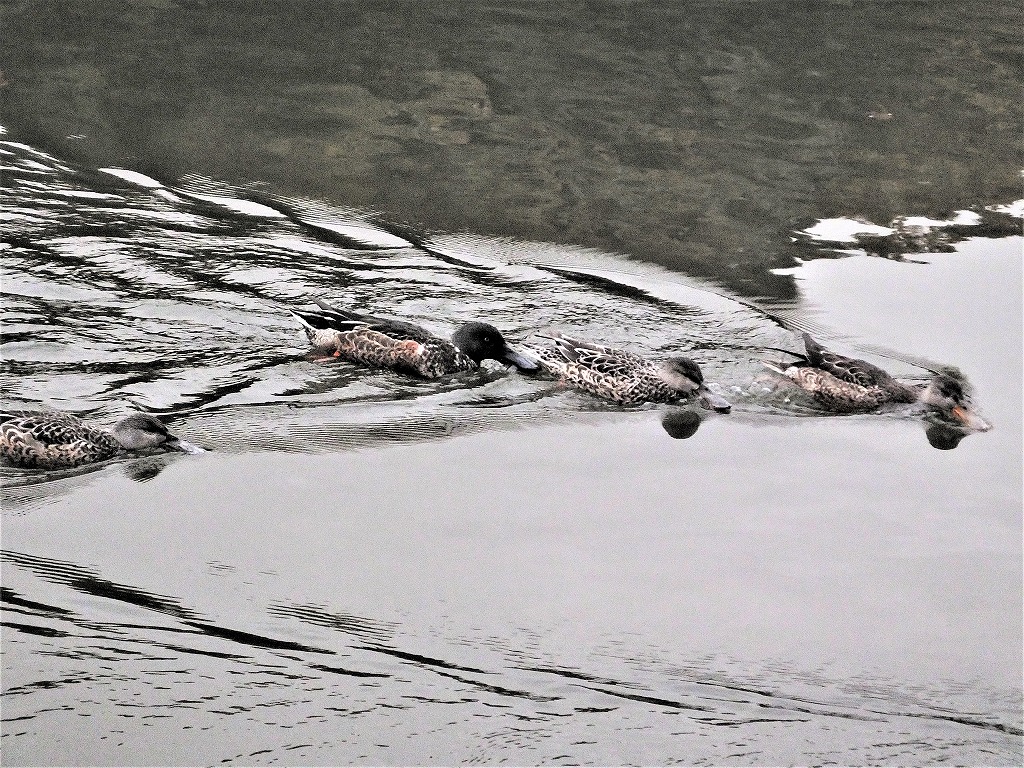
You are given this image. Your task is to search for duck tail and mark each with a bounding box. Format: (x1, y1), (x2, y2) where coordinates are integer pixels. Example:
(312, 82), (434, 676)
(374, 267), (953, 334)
(530, 330), (578, 363)
(291, 301), (366, 333)
(288, 310), (325, 345)
(800, 333), (828, 366)
(290, 310), (316, 330)
(761, 345), (807, 362)
(534, 329), (564, 342)
(290, 308), (361, 340)
(759, 359), (789, 375)
(515, 346), (546, 370)
(311, 298), (366, 324)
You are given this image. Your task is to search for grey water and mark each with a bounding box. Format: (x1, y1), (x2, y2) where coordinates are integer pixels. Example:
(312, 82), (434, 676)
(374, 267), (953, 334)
(1, 2), (1022, 766)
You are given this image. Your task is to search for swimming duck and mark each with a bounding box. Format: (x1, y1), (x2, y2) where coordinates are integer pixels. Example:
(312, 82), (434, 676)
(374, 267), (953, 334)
(292, 299), (539, 379)
(763, 333), (991, 430)
(0, 411), (204, 470)
(525, 331), (732, 411)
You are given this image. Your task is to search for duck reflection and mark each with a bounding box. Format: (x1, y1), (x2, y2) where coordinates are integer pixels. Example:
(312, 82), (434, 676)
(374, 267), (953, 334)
(1, 444), (195, 517)
(123, 456), (173, 482)
(924, 421), (972, 451)
(661, 408), (702, 440)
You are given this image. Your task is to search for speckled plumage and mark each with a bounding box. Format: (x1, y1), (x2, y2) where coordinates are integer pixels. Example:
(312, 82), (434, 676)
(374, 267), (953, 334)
(766, 333), (990, 429)
(292, 300), (537, 379)
(528, 338), (677, 404)
(1, 411), (124, 469)
(779, 367), (893, 412)
(800, 333), (916, 404)
(305, 323), (475, 378)
(527, 332), (731, 411)
(0, 410), (194, 470)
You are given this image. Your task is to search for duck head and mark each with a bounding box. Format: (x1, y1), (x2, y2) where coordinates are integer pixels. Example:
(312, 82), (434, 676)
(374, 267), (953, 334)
(451, 322), (539, 372)
(658, 357), (731, 413)
(112, 414), (205, 453)
(919, 371), (991, 431)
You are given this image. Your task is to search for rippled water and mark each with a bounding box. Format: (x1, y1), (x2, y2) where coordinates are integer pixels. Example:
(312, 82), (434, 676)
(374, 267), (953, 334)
(0, 137), (788, 453)
(2, 132), (1022, 765)
(2, 2), (1023, 763)
(4, 1), (1021, 296)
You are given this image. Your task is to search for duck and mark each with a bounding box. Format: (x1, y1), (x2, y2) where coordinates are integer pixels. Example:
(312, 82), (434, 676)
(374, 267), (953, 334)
(0, 411), (204, 470)
(762, 333), (991, 430)
(525, 331), (732, 411)
(292, 299), (539, 379)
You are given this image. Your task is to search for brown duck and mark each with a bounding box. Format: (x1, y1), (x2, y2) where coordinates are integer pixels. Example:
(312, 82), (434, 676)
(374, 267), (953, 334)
(763, 333), (990, 430)
(0, 411), (203, 470)
(525, 331), (732, 410)
(292, 299), (538, 379)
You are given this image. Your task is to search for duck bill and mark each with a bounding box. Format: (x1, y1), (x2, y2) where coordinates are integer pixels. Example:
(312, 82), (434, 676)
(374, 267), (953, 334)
(950, 405), (992, 432)
(500, 347), (540, 372)
(697, 387), (732, 414)
(168, 438), (207, 455)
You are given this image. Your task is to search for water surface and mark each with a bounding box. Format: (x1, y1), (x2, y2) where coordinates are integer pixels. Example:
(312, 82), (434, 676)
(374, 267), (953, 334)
(2, 0), (1021, 295)
(1, 2), (1022, 765)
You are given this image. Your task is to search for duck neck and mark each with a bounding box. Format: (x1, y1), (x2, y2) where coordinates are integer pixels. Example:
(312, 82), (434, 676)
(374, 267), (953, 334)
(890, 381), (922, 404)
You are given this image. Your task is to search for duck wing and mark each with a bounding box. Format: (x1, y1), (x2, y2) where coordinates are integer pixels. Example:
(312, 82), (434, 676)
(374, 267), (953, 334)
(0, 412), (118, 469)
(567, 345), (651, 380)
(802, 333), (897, 388)
(0, 412), (96, 445)
(309, 299), (440, 344)
(542, 334), (652, 378)
(545, 333), (632, 364)
(547, 333), (620, 357)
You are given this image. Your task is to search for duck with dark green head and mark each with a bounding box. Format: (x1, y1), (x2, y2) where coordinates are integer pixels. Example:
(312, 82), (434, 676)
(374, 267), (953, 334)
(292, 299), (538, 379)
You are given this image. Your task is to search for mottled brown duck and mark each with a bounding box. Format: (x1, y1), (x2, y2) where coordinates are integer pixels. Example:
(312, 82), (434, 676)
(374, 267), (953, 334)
(525, 331), (731, 411)
(0, 411), (203, 470)
(292, 299), (538, 379)
(763, 333), (990, 430)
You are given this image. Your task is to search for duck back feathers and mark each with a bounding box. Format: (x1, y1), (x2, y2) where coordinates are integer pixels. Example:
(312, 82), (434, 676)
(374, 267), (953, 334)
(529, 332), (724, 408)
(292, 299), (537, 379)
(0, 411), (120, 469)
(801, 333), (912, 399)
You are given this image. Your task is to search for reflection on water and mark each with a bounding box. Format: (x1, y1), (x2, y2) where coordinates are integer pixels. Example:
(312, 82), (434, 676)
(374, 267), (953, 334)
(1, 132), (1021, 764)
(2, 1), (1021, 298)
(661, 408), (702, 440)
(2, 1), (1022, 757)
(3, 514), (1022, 766)
(925, 421), (971, 451)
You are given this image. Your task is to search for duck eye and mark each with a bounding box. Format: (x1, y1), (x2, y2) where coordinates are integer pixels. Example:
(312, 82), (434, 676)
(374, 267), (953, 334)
(941, 381), (962, 399)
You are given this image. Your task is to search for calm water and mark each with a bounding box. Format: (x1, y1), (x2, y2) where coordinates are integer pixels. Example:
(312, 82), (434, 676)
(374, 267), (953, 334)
(2, 2), (1022, 765)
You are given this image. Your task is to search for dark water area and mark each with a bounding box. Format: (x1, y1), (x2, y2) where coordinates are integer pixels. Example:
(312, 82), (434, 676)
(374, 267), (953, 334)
(2, 0), (1021, 297)
(2, 2), (1023, 766)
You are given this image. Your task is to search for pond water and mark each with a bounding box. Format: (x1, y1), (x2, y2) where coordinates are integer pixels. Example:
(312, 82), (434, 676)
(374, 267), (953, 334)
(1, 2), (1022, 765)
